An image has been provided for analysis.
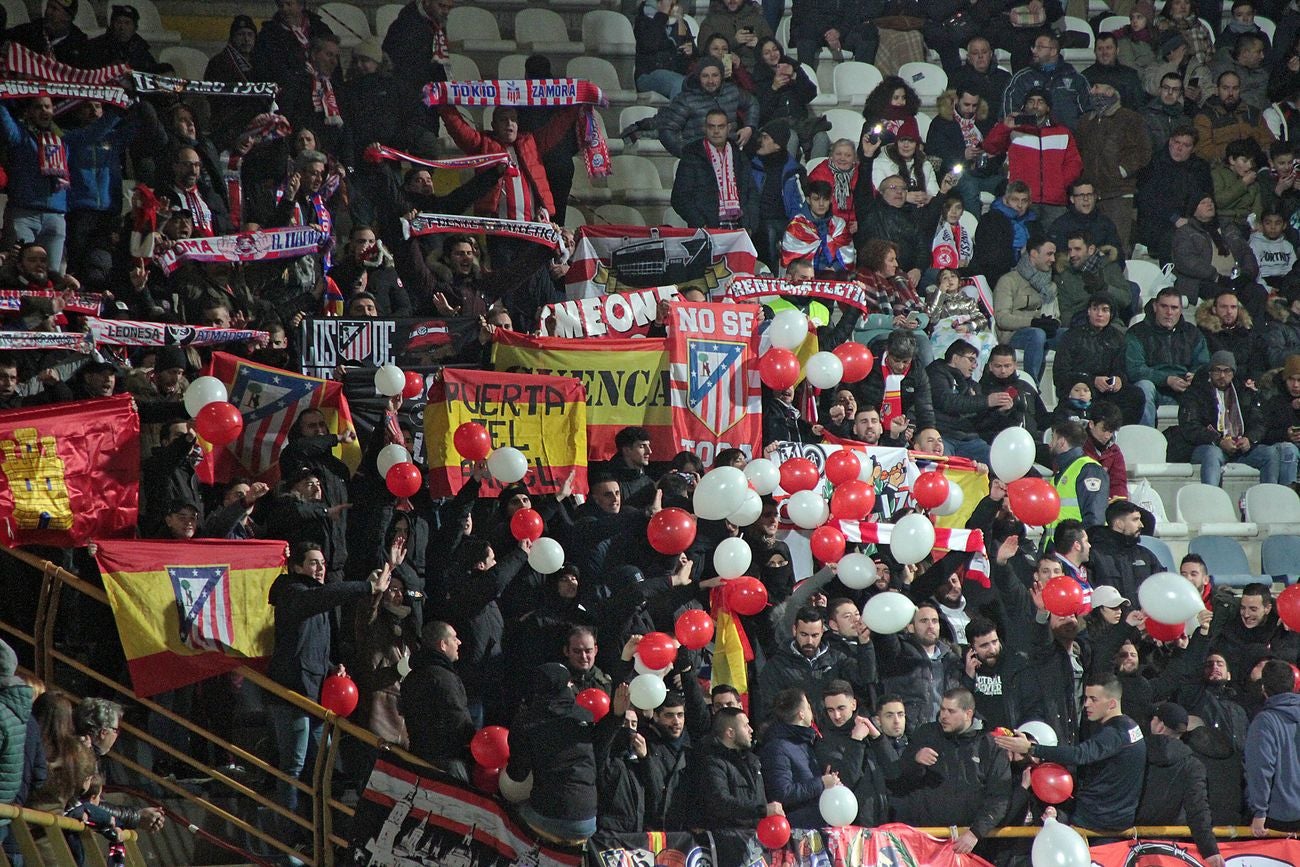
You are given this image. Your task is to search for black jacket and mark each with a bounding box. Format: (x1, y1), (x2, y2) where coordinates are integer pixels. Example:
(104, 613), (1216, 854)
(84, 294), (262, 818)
(1135, 147), (1214, 262)
(506, 693), (597, 821)
(1034, 713), (1147, 830)
(855, 196), (942, 274)
(400, 647), (475, 767)
(592, 714), (652, 833)
(853, 338), (936, 429)
(926, 359), (986, 441)
(1184, 725), (1245, 824)
(252, 11), (334, 83)
(757, 721), (825, 828)
(814, 718), (896, 826)
(977, 369), (1050, 443)
(755, 639), (876, 725)
(1135, 734), (1219, 858)
(671, 137), (759, 232)
(267, 571), (369, 701)
(874, 631), (962, 733)
(1167, 374), (1266, 461)
(949, 62), (1013, 114)
(1086, 526), (1162, 605)
(1052, 322), (1130, 403)
(1047, 207), (1125, 257)
(695, 740), (769, 827)
(633, 9), (693, 80)
(889, 719), (1012, 837)
(761, 393), (818, 446)
(959, 649), (1042, 731)
(441, 544), (529, 702)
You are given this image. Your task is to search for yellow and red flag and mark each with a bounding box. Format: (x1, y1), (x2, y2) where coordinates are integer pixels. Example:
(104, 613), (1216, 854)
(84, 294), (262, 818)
(95, 539), (286, 697)
(0, 393), (139, 546)
(425, 368), (588, 498)
(196, 352), (360, 485)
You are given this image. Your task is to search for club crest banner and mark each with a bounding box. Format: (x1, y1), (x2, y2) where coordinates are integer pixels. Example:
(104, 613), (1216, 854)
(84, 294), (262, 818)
(567, 226), (759, 300)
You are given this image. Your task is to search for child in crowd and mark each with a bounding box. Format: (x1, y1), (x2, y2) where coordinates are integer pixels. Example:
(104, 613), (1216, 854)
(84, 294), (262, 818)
(1249, 210), (1297, 288)
(925, 268), (995, 374)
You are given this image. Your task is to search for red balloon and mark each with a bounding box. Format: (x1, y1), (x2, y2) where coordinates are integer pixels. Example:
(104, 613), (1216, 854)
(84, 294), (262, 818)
(386, 462), (423, 498)
(833, 341), (873, 383)
(1290, 663), (1300, 693)
(647, 507), (697, 555)
(810, 525), (846, 563)
(401, 370), (425, 399)
(779, 457), (820, 493)
(471, 763), (500, 794)
(726, 576), (769, 616)
(319, 673), (358, 717)
(674, 609), (715, 651)
(1145, 618), (1186, 642)
(1007, 477), (1061, 527)
(576, 688), (611, 723)
(912, 470), (950, 510)
(830, 480), (876, 520)
(1042, 577), (1084, 617)
(1029, 762), (1074, 805)
(637, 632), (678, 670)
(825, 450), (862, 486)
(453, 421), (493, 461)
(1278, 585), (1300, 632)
(756, 814), (792, 849)
(195, 402), (244, 446)
(510, 508), (545, 542)
(471, 725), (510, 768)
(760, 348), (801, 391)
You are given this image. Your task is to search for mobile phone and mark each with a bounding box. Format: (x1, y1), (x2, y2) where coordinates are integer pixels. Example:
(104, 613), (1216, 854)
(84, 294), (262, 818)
(951, 164), (964, 175)
(868, 123), (883, 144)
(1014, 113), (1035, 126)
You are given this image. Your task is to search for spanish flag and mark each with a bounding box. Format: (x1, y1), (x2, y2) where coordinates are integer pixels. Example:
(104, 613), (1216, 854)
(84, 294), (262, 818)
(911, 452), (989, 530)
(709, 586), (753, 698)
(95, 539), (286, 697)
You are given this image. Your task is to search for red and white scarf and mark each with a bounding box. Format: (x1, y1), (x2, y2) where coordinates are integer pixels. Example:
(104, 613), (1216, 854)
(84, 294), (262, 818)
(285, 16), (311, 53)
(931, 220), (972, 269)
(155, 226), (328, 274)
(878, 351), (908, 426)
(956, 113), (983, 149)
(708, 141), (740, 221)
(174, 185), (215, 237)
(0, 42), (131, 106)
(224, 113), (292, 226)
(422, 79), (612, 178)
(363, 144), (512, 172)
(33, 127), (68, 187)
(309, 64), (343, 127)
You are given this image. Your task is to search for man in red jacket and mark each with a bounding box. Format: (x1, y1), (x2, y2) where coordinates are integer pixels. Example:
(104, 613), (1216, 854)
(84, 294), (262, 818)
(983, 87), (1083, 226)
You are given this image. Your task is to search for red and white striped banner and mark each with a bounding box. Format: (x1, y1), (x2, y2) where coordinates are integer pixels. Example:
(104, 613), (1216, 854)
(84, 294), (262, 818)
(422, 78), (607, 108)
(362, 144), (511, 172)
(3, 42), (128, 84)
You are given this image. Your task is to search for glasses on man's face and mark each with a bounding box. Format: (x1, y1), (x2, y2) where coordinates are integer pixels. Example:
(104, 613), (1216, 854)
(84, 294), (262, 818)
(1210, 366), (1234, 375)
(1071, 191), (1096, 199)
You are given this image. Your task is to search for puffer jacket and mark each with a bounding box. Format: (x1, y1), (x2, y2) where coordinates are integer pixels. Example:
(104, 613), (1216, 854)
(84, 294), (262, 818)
(889, 719), (1012, 835)
(0, 639), (32, 812)
(757, 721), (825, 827)
(925, 90), (999, 175)
(657, 68), (760, 156)
(593, 714), (652, 833)
(506, 686), (597, 822)
(1053, 321), (1130, 402)
(695, 739), (769, 828)
(983, 118), (1083, 206)
(1125, 308), (1211, 390)
(697, 0), (772, 67)
(1136, 734), (1219, 858)
(1260, 295), (1300, 369)
(1085, 526), (1162, 604)
(925, 358), (985, 441)
(814, 719), (894, 826)
(1196, 299), (1261, 380)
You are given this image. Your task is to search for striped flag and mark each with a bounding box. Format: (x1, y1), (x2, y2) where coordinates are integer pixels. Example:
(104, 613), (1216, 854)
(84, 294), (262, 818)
(668, 302), (763, 459)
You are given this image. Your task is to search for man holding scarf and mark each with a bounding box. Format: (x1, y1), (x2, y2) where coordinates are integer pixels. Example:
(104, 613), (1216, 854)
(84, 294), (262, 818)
(279, 33), (351, 161)
(853, 329), (935, 444)
(672, 108), (758, 232)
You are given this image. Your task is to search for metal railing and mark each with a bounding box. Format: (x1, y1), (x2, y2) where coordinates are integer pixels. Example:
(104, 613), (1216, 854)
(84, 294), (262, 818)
(0, 544), (439, 867)
(0, 801), (142, 867)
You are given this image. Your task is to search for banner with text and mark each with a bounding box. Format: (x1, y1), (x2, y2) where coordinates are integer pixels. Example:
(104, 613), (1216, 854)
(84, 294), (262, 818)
(296, 316), (481, 378)
(491, 330), (673, 461)
(727, 275), (875, 315)
(424, 368), (587, 497)
(539, 285), (679, 338)
(566, 226), (759, 300)
(1091, 836), (1300, 866)
(668, 301), (763, 463)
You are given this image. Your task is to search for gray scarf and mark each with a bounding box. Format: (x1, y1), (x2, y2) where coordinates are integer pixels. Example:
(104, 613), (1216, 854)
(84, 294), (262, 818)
(1016, 253), (1056, 304)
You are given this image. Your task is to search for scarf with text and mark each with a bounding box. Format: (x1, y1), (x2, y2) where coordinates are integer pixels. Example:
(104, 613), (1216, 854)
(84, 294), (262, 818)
(131, 71), (277, 99)
(417, 5), (450, 70)
(309, 64), (343, 126)
(728, 276), (873, 315)
(402, 212), (567, 252)
(154, 226), (329, 274)
(362, 143), (512, 173)
(931, 220), (972, 269)
(85, 317), (268, 347)
(422, 79), (612, 178)
(708, 140), (741, 221)
(0, 289), (102, 315)
(956, 112), (983, 148)
(0, 42), (131, 105)
(275, 187), (334, 267)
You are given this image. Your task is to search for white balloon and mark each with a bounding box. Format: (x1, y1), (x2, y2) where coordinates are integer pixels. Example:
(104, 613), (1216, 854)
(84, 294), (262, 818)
(889, 513), (936, 565)
(377, 443), (410, 477)
(693, 466), (749, 520)
(1016, 720), (1059, 748)
(527, 537), (565, 574)
(1138, 571), (1204, 625)
(804, 351), (845, 390)
(1031, 817), (1091, 867)
(858, 456), (876, 482)
(838, 553), (878, 590)
(862, 591), (916, 634)
(933, 481), (965, 516)
(768, 309), (809, 351)
(498, 770), (533, 803)
(183, 376), (228, 417)
(786, 489), (828, 530)
(633, 657), (671, 676)
(487, 446), (529, 483)
(628, 673), (668, 710)
(374, 363), (406, 397)
(727, 491), (763, 527)
(818, 784), (858, 827)
(713, 537), (752, 578)
(744, 458), (780, 496)
(990, 427), (1036, 482)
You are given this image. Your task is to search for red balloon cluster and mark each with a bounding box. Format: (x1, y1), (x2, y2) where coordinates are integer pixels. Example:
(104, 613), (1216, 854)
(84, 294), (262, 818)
(832, 341), (873, 383)
(453, 422), (493, 461)
(674, 609), (715, 650)
(196, 402), (244, 446)
(386, 462), (423, 498)
(824, 450), (862, 486)
(779, 457), (820, 493)
(647, 507), (697, 554)
(811, 525), (846, 563)
(1278, 585), (1300, 632)
(1029, 763), (1074, 804)
(725, 576), (769, 616)
(1041, 577), (1084, 618)
(1145, 619), (1185, 642)
(320, 673), (358, 717)
(471, 725), (510, 768)
(401, 370), (425, 399)
(830, 480), (875, 521)
(576, 688), (610, 722)
(760, 348), (801, 391)
(1007, 477), (1061, 527)
(637, 632), (678, 670)
(510, 508), (544, 542)
(911, 471), (950, 510)
(756, 815), (792, 849)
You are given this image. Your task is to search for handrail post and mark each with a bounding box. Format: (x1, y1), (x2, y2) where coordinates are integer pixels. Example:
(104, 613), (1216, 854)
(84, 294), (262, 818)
(311, 714), (342, 867)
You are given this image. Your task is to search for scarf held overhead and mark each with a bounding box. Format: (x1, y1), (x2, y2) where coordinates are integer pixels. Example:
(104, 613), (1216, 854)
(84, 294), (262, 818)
(402, 212), (567, 253)
(0, 42), (131, 106)
(154, 226), (328, 274)
(362, 144), (512, 173)
(727, 276), (874, 315)
(422, 78), (611, 178)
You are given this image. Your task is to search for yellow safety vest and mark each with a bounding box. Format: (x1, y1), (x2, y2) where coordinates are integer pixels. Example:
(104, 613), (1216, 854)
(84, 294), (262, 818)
(1047, 454), (1101, 537)
(765, 295), (830, 327)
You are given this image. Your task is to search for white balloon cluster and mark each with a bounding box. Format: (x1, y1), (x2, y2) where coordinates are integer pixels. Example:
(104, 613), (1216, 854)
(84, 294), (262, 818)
(184, 376), (228, 417)
(694, 466), (750, 520)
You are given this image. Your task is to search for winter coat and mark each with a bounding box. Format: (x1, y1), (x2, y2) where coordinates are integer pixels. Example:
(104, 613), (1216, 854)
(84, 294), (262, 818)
(1085, 429), (1129, 500)
(1136, 734), (1219, 857)
(750, 151), (806, 220)
(400, 647), (474, 767)
(441, 545), (529, 702)
(252, 10), (334, 83)
(755, 640), (876, 725)
(992, 264), (1053, 344)
(814, 720), (894, 826)
(752, 61), (819, 130)
(7, 20), (88, 67)
(977, 369), (1050, 442)
(1260, 296), (1300, 369)
(1081, 62), (1146, 111)
(0, 107), (120, 214)
(1171, 682), (1250, 755)
(1166, 373), (1267, 461)
(971, 200), (1039, 281)
(1048, 207), (1125, 260)
(854, 196), (942, 273)
(1086, 526), (1162, 604)
(267, 571), (370, 702)
(1196, 300), (1261, 381)
(508, 691), (597, 821)
(852, 339), (936, 429)
(381, 1), (448, 96)
(1245, 692), (1300, 822)
(757, 721), (825, 827)
(1262, 387), (1300, 445)
(0, 640), (32, 811)
(959, 650), (1042, 732)
(890, 719), (1012, 836)
(634, 7), (694, 81)
(927, 91), (999, 176)
(1075, 105), (1152, 199)
(1053, 321), (1131, 401)
(1193, 97), (1275, 163)
(697, 0), (772, 67)
(983, 118), (1083, 206)
(1135, 147), (1214, 262)
(657, 70), (760, 157)
(351, 587), (416, 748)
(1055, 245), (1133, 325)
(67, 110), (138, 214)
(695, 740), (769, 827)
(1184, 725), (1245, 824)
(671, 138), (759, 231)
(1143, 97), (1192, 152)
(1002, 62), (1093, 129)
(926, 358), (986, 442)
(592, 714), (651, 833)
(1125, 313), (1210, 392)
(874, 631), (962, 733)
(1211, 162), (1264, 224)
(1027, 629), (1095, 746)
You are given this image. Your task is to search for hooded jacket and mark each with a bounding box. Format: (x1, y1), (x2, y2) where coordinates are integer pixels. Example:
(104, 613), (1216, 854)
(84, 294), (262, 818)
(1184, 725), (1245, 824)
(267, 571), (370, 701)
(592, 713), (652, 833)
(400, 646), (475, 767)
(657, 62), (760, 157)
(1136, 733), (1219, 857)
(0, 639), (32, 811)
(890, 718), (1012, 836)
(1245, 691), (1300, 822)
(1086, 525), (1162, 604)
(506, 664), (597, 821)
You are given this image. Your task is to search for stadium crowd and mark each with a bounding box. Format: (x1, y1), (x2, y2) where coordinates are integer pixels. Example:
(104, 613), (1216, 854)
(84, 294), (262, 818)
(4, 0), (1300, 864)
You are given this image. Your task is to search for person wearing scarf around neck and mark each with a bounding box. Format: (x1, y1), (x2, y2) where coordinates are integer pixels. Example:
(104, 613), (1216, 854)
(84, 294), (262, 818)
(808, 138), (861, 231)
(251, 0), (335, 85)
(205, 16), (261, 142)
(383, 0), (452, 140)
(992, 235), (1060, 384)
(1075, 82), (1152, 254)
(1172, 194), (1264, 311)
(671, 105), (759, 231)
(279, 32), (353, 162)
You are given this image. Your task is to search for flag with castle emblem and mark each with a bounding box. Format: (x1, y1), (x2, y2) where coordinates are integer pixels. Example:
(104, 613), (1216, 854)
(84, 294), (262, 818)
(95, 539), (286, 697)
(0, 393), (139, 546)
